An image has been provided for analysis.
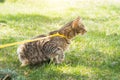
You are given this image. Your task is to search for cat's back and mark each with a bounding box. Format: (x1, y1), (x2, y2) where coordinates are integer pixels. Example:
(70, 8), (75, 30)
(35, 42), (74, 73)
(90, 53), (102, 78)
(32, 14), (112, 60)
(17, 34), (47, 54)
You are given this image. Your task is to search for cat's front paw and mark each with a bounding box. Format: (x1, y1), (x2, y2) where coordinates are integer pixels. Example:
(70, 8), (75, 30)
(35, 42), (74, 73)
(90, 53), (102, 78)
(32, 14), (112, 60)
(55, 61), (62, 65)
(53, 57), (60, 64)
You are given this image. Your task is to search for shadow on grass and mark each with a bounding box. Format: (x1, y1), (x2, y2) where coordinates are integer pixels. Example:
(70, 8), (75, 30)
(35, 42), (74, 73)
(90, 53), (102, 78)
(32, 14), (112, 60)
(0, 14), (62, 34)
(0, 0), (5, 3)
(0, 14), (62, 24)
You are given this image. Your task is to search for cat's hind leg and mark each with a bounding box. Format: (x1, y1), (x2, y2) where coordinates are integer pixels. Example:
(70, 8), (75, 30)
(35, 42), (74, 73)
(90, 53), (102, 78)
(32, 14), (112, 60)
(20, 59), (29, 67)
(18, 54), (29, 67)
(17, 45), (29, 67)
(53, 48), (65, 64)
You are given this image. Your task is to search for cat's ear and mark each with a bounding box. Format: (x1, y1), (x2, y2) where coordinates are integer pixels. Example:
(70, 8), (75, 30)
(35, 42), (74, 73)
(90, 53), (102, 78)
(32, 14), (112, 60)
(72, 17), (81, 28)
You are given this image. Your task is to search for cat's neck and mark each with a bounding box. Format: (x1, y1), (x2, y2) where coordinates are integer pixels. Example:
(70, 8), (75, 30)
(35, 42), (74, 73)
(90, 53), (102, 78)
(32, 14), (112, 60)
(49, 21), (77, 39)
(58, 29), (77, 39)
(58, 30), (76, 39)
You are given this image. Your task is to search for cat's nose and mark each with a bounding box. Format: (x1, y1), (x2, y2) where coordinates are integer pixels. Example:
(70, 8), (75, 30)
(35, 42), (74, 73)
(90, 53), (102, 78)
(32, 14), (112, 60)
(84, 26), (87, 33)
(84, 28), (87, 33)
(85, 30), (87, 33)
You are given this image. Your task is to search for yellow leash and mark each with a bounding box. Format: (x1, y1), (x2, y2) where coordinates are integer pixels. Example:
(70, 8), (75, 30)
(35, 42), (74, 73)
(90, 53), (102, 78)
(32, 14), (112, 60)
(0, 33), (67, 49)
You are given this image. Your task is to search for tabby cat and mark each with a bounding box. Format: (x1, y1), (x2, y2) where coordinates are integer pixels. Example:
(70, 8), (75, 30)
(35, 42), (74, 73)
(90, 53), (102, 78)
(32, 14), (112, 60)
(17, 17), (87, 67)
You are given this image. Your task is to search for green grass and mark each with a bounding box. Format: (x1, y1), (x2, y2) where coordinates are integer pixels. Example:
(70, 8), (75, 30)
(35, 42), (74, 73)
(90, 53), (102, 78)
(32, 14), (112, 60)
(0, 0), (120, 80)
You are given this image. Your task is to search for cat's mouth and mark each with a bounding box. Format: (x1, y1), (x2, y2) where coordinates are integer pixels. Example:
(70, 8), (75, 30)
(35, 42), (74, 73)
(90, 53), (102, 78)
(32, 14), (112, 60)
(81, 29), (87, 35)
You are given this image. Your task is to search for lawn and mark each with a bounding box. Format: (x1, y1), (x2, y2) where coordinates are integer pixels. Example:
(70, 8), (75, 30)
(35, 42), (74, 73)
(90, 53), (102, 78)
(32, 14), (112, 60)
(0, 0), (120, 80)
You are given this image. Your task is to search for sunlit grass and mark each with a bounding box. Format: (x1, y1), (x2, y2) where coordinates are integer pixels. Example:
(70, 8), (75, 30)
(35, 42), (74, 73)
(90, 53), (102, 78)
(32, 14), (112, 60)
(0, 0), (120, 80)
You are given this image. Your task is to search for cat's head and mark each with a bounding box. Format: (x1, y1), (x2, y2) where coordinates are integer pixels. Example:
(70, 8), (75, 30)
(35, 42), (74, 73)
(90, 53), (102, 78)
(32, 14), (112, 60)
(72, 17), (87, 35)
(53, 17), (87, 39)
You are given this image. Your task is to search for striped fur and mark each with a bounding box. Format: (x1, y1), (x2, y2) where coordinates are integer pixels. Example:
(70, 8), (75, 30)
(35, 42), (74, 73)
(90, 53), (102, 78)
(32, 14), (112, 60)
(17, 17), (87, 66)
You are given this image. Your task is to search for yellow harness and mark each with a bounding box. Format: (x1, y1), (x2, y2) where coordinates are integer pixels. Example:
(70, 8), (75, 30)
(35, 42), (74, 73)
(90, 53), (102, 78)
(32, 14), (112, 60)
(0, 33), (67, 49)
